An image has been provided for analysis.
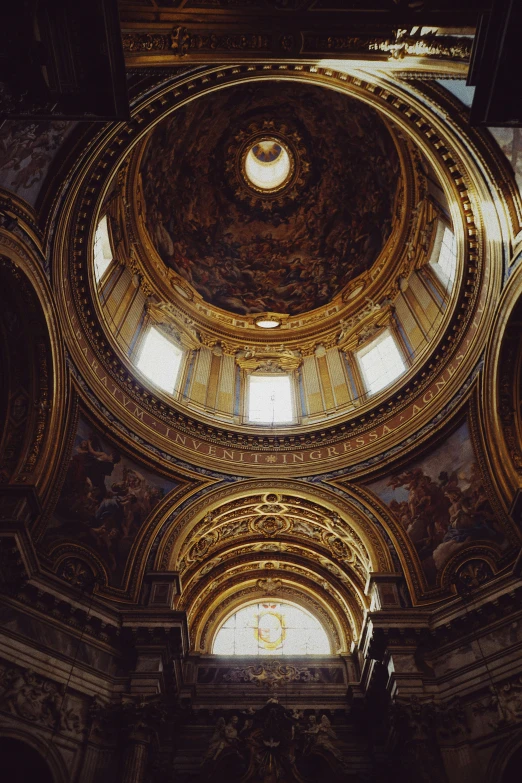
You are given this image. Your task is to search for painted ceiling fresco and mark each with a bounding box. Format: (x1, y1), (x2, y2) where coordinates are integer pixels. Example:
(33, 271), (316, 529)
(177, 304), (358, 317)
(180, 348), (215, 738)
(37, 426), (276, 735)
(44, 415), (180, 585)
(366, 421), (508, 586)
(140, 82), (401, 316)
(0, 121), (74, 206)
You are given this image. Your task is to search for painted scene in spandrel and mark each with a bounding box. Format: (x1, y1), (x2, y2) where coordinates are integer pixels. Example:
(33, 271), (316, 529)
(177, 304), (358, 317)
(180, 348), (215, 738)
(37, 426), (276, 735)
(44, 415), (179, 584)
(365, 421), (507, 585)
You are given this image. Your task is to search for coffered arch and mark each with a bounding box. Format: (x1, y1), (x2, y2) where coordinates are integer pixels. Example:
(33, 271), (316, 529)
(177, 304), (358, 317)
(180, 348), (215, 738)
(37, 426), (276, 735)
(178, 545), (364, 653)
(157, 479), (394, 577)
(153, 479), (398, 652)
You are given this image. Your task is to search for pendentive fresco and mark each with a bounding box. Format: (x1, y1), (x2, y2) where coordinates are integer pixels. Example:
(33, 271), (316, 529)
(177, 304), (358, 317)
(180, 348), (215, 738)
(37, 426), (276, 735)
(0, 121), (74, 206)
(44, 415), (179, 583)
(366, 420), (507, 585)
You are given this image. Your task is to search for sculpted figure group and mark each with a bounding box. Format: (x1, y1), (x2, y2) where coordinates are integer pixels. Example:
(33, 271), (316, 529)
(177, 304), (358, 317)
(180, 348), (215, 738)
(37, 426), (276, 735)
(201, 701), (349, 782)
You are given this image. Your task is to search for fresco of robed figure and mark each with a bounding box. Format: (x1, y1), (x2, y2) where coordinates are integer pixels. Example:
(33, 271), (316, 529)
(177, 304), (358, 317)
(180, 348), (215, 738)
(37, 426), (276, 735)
(45, 416), (179, 584)
(366, 421), (508, 585)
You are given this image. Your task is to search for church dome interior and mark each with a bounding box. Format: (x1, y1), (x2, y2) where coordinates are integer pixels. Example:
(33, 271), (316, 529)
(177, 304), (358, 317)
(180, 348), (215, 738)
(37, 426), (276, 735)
(93, 77), (464, 433)
(1, 2), (522, 782)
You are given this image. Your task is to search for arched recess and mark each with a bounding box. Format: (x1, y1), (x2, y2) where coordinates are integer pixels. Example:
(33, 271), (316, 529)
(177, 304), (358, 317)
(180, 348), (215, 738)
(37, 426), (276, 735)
(0, 239), (65, 497)
(486, 731), (522, 783)
(153, 479), (396, 652)
(482, 259), (522, 505)
(0, 731), (68, 783)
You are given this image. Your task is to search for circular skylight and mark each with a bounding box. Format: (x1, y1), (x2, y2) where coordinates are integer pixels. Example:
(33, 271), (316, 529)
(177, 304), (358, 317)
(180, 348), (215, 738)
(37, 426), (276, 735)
(244, 137), (293, 192)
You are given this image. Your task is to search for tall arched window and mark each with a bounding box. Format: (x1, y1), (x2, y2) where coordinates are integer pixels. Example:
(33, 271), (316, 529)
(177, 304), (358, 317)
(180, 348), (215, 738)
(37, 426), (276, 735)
(136, 326), (184, 394)
(212, 602), (331, 656)
(356, 329), (406, 395)
(93, 215), (114, 282)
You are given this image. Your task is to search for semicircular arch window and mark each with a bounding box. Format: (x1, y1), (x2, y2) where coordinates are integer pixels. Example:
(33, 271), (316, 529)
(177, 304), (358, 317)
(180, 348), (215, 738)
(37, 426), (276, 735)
(212, 601), (331, 656)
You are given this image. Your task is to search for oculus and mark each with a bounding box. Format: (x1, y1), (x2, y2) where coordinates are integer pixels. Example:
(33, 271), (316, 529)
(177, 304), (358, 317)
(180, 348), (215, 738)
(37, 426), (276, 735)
(243, 137), (293, 193)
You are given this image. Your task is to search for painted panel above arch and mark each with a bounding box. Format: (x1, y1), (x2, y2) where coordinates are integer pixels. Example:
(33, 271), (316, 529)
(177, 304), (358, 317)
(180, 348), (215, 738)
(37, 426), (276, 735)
(42, 411), (187, 589)
(362, 418), (517, 596)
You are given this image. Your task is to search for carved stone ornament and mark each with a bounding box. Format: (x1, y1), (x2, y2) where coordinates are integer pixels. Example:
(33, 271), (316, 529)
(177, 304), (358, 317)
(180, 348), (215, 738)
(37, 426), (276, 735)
(256, 576), (283, 594)
(337, 296), (385, 343)
(369, 28), (473, 62)
(0, 665), (83, 734)
(122, 26), (271, 57)
(87, 694), (168, 741)
(58, 558), (96, 589)
(473, 678), (522, 729)
(223, 660), (321, 688)
(201, 701), (350, 780)
(235, 344), (302, 372)
(146, 300), (201, 350)
(454, 559), (493, 595)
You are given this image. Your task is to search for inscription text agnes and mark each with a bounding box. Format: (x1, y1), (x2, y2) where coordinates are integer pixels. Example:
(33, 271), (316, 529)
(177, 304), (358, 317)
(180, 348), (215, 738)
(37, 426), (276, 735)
(68, 293), (482, 469)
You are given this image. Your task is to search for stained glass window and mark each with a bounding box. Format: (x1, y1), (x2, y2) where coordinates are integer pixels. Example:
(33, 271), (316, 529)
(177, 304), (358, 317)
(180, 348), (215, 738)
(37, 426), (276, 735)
(212, 602), (331, 656)
(136, 327), (183, 394)
(357, 330), (406, 396)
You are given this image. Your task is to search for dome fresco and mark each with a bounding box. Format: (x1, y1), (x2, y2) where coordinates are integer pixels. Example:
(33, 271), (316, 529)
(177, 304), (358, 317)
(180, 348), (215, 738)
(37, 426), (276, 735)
(140, 82), (401, 316)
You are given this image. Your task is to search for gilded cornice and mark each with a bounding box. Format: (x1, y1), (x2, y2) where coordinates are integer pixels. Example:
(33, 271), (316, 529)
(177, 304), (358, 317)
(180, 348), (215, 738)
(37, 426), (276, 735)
(120, 17), (473, 71)
(52, 64), (502, 476)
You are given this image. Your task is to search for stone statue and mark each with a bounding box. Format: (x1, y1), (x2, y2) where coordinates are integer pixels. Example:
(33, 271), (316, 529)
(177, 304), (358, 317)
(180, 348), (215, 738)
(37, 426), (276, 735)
(204, 716), (226, 761)
(303, 714), (348, 767)
(203, 714), (240, 764)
